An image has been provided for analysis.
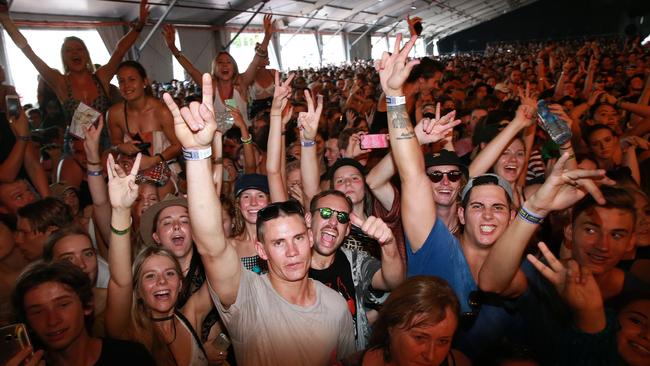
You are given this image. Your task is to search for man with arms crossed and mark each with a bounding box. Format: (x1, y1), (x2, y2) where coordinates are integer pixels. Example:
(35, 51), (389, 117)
(163, 73), (354, 366)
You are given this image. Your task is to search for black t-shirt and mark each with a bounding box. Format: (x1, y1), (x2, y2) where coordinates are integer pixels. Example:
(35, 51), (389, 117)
(309, 250), (357, 337)
(95, 338), (155, 365)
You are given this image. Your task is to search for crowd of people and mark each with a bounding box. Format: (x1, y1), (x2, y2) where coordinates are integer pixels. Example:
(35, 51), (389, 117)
(0, 0), (649, 364)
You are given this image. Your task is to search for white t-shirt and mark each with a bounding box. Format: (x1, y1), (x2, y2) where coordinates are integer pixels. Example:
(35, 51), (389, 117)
(209, 267), (355, 366)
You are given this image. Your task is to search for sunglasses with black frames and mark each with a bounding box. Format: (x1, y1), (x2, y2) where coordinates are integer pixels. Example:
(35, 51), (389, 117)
(257, 200), (305, 222)
(427, 170), (463, 183)
(313, 207), (350, 224)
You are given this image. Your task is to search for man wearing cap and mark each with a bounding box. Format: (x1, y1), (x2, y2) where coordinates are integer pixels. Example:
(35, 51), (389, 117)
(163, 74), (354, 365)
(378, 35), (527, 360)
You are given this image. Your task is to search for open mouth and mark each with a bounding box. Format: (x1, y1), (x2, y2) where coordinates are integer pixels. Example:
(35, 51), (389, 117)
(171, 233), (185, 246)
(320, 228), (338, 246)
(479, 225), (496, 234)
(153, 289), (171, 300)
(46, 328), (67, 341)
(503, 165), (518, 174)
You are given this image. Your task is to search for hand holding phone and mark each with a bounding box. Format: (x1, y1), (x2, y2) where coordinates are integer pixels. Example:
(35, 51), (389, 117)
(5, 94), (21, 119)
(359, 134), (390, 149)
(0, 323), (32, 365)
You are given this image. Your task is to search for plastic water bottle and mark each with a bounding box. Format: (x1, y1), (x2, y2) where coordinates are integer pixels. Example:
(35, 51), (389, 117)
(537, 100), (572, 145)
(216, 111), (234, 133)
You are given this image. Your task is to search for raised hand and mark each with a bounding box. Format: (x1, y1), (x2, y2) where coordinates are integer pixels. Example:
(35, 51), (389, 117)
(298, 90), (323, 141)
(414, 104), (461, 145)
(376, 33), (420, 96)
(162, 24), (177, 49)
(518, 81), (538, 109)
(227, 105), (247, 130)
(350, 213), (395, 247)
(525, 153), (615, 216)
(271, 71), (294, 113)
(263, 14), (274, 37)
(8, 109), (29, 138)
(407, 15), (423, 37)
(344, 132), (368, 159)
(526, 242), (567, 294)
(107, 153), (141, 210)
(621, 135), (650, 151)
(548, 104), (574, 129)
(587, 90), (606, 107)
(163, 73), (217, 149)
(4, 347), (45, 366)
(84, 116), (104, 162)
(138, 0), (149, 27)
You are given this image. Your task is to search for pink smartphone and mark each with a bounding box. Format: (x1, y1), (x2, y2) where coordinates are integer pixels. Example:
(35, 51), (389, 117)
(359, 134), (389, 149)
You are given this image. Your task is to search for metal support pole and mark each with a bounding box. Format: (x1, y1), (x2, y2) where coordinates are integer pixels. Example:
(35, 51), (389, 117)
(349, 22), (375, 48)
(223, 1), (265, 50)
(282, 8), (320, 47)
(137, 0), (179, 58)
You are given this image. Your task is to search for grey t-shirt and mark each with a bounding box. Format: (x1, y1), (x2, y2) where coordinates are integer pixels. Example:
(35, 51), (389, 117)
(209, 267), (355, 366)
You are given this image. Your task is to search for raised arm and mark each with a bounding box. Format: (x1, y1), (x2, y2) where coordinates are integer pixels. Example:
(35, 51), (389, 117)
(96, 0), (148, 85)
(478, 154), (614, 295)
(105, 153), (141, 339)
(377, 33), (434, 251)
(299, 91), (324, 207)
(238, 14), (274, 90)
(0, 110), (30, 182)
(527, 244), (606, 333)
(163, 24), (203, 85)
(0, 8), (63, 94)
(366, 110), (460, 210)
(229, 106), (255, 173)
(469, 103), (534, 177)
(84, 117), (111, 245)
(266, 72), (294, 202)
(162, 74), (241, 307)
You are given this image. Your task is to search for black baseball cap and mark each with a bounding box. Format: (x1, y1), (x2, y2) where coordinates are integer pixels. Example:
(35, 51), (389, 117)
(234, 174), (269, 197)
(327, 158), (367, 180)
(424, 150), (469, 178)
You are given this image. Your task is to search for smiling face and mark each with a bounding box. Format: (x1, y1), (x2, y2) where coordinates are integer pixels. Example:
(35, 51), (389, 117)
(137, 254), (182, 317)
(238, 189), (270, 225)
(24, 281), (91, 350)
(632, 193), (650, 247)
(427, 165), (463, 208)
(493, 138), (525, 184)
(152, 206), (193, 262)
(324, 139), (340, 167)
(459, 185), (513, 248)
(52, 234), (98, 284)
(568, 207), (635, 275)
(256, 215), (313, 283)
(332, 165), (365, 205)
(308, 194), (351, 257)
(117, 66), (147, 101)
(388, 310), (457, 366)
(617, 299), (650, 365)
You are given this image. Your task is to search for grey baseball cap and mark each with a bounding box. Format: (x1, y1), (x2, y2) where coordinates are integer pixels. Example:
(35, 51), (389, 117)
(460, 173), (514, 203)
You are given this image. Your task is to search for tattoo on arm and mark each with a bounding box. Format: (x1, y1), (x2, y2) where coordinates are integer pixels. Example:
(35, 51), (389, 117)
(388, 104), (409, 129)
(388, 104), (415, 140)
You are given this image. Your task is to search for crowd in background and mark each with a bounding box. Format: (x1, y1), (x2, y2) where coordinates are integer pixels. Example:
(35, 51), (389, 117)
(0, 1), (649, 365)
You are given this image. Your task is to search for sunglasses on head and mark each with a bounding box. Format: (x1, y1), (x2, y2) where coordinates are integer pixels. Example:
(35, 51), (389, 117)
(427, 170), (463, 183)
(459, 290), (482, 330)
(314, 207), (350, 224)
(257, 200), (304, 222)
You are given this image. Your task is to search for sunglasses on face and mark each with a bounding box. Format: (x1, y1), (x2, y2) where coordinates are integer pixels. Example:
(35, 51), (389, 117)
(427, 170), (463, 183)
(257, 200), (304, 222)
(314, 207), (350, 224)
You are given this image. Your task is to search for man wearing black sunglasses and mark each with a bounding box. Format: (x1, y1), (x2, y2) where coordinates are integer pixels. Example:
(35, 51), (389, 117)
(163, 74), (355, 366)
(306, 189), (404, 350)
